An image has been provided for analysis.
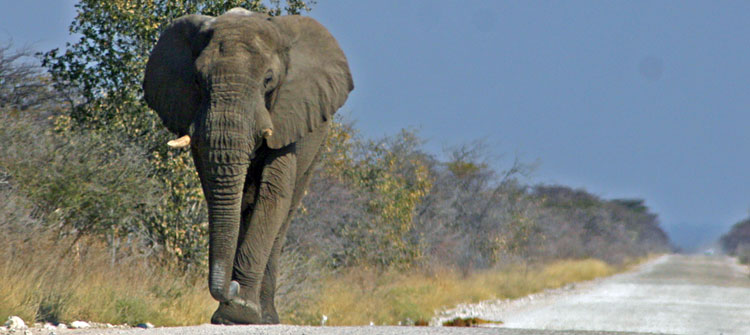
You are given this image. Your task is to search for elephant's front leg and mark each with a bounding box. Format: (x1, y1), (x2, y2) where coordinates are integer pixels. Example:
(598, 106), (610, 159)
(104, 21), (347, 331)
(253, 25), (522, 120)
(211, 146), (297, 325)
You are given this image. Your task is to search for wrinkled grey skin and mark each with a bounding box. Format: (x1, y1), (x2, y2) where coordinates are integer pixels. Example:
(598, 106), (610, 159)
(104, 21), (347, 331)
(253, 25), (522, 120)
(143, 8), (353, 325)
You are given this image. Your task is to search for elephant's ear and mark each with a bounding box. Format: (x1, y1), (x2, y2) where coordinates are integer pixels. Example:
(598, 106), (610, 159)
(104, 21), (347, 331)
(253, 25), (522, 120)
(143, 14), (212, 136)
(266, 16), (354, 149)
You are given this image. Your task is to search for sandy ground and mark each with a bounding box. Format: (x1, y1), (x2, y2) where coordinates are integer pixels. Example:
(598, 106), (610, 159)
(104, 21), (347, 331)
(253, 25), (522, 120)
(11, 254), (749, 335)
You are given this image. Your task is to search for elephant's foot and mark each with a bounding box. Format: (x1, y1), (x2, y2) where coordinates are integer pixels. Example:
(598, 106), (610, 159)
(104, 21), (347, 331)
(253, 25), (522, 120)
(261, 303), (279, 324)
(210, 298), (262, 325)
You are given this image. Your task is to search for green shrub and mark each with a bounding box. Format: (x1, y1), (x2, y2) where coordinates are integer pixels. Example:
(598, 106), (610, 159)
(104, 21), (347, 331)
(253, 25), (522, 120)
(0, 111), (161, 246)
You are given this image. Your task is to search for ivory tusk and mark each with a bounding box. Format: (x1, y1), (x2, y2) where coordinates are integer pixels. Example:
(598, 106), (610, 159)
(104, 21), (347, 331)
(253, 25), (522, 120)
(262, 128), (273, 138)
(167, 135), (191, 148)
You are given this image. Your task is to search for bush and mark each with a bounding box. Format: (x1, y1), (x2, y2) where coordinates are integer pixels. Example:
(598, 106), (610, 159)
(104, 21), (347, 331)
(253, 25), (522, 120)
(290, 123), (433, 268)
(0, 110), (162, 253)
(736, 245), (750, 265)
(413, 142), (540, 270)
(720, 217), (750, 258)
(0, 44), (63, 112)
(530, 186), (670, 264)
(289, 123), (672, 274)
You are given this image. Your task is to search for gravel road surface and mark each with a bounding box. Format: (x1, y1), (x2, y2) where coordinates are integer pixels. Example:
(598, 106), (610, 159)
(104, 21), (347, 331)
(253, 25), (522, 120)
(35, 254), (750, 335)
(437, 254), (750, 335)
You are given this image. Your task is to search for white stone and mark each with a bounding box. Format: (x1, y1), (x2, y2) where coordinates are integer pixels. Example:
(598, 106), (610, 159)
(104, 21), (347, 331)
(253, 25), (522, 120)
(57, 323), (67, 330)
(70, 320), (91, 329)
(5, 316), (26, 329)
(137, 322), (155, 329)
(43, 323), (57, 330)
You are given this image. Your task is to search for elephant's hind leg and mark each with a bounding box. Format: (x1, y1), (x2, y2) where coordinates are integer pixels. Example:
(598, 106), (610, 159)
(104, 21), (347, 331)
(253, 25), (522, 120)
(259, 144), (324, 324)
(258, 216), (288, 324)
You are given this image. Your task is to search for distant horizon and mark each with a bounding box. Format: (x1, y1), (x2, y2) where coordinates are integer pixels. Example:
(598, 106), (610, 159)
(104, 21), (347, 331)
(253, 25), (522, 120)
(2, 1), (748, 251)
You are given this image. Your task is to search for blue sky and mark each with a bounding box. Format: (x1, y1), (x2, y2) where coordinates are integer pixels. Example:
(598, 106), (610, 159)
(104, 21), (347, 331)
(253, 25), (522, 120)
(2, 1), (748, 250)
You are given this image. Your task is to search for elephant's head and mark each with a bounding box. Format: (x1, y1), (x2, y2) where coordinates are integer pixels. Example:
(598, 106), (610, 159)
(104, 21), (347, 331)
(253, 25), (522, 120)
(143, 8), (352, 303)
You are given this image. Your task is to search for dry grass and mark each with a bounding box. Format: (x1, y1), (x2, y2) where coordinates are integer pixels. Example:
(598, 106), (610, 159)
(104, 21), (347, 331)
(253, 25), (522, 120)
(0, 232), (214, 326)
(0, 230), (639, 327)
(292, 259), (618, 326)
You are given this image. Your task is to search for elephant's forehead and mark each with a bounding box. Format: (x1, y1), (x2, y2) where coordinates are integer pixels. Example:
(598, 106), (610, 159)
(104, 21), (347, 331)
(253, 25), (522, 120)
(225, 7), (256, 16)
(207, 17), (278, 52)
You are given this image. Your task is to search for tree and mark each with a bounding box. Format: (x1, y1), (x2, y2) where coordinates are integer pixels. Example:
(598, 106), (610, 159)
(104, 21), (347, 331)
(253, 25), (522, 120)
(0, 44), (61, 113)
(721, 217), (750, 256)
(414, 142), (537, 269)
(40, 0), (314, 267)
(300, 123), (434, 267)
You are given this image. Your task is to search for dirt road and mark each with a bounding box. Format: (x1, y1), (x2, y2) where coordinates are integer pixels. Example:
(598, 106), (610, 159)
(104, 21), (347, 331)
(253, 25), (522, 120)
(69, 254), (750, 334)
(438, 254), (750, 334)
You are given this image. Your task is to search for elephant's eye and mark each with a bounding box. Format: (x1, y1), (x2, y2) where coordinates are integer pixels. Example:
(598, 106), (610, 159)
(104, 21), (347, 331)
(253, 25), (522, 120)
(263, 71), (273, 88)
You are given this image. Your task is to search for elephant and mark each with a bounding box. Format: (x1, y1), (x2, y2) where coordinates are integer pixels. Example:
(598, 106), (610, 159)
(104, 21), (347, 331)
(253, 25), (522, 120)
(142, 8), (353, 324)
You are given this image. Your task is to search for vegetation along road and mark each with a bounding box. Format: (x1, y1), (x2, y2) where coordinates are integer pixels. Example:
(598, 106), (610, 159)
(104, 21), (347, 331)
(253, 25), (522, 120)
(68, 254), (749, 335)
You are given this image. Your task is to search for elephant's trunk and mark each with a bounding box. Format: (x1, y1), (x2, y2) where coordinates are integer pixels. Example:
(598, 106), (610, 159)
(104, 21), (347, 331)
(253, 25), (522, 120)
(201, 94), (255, 302)
(205, 166), (246, 302)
